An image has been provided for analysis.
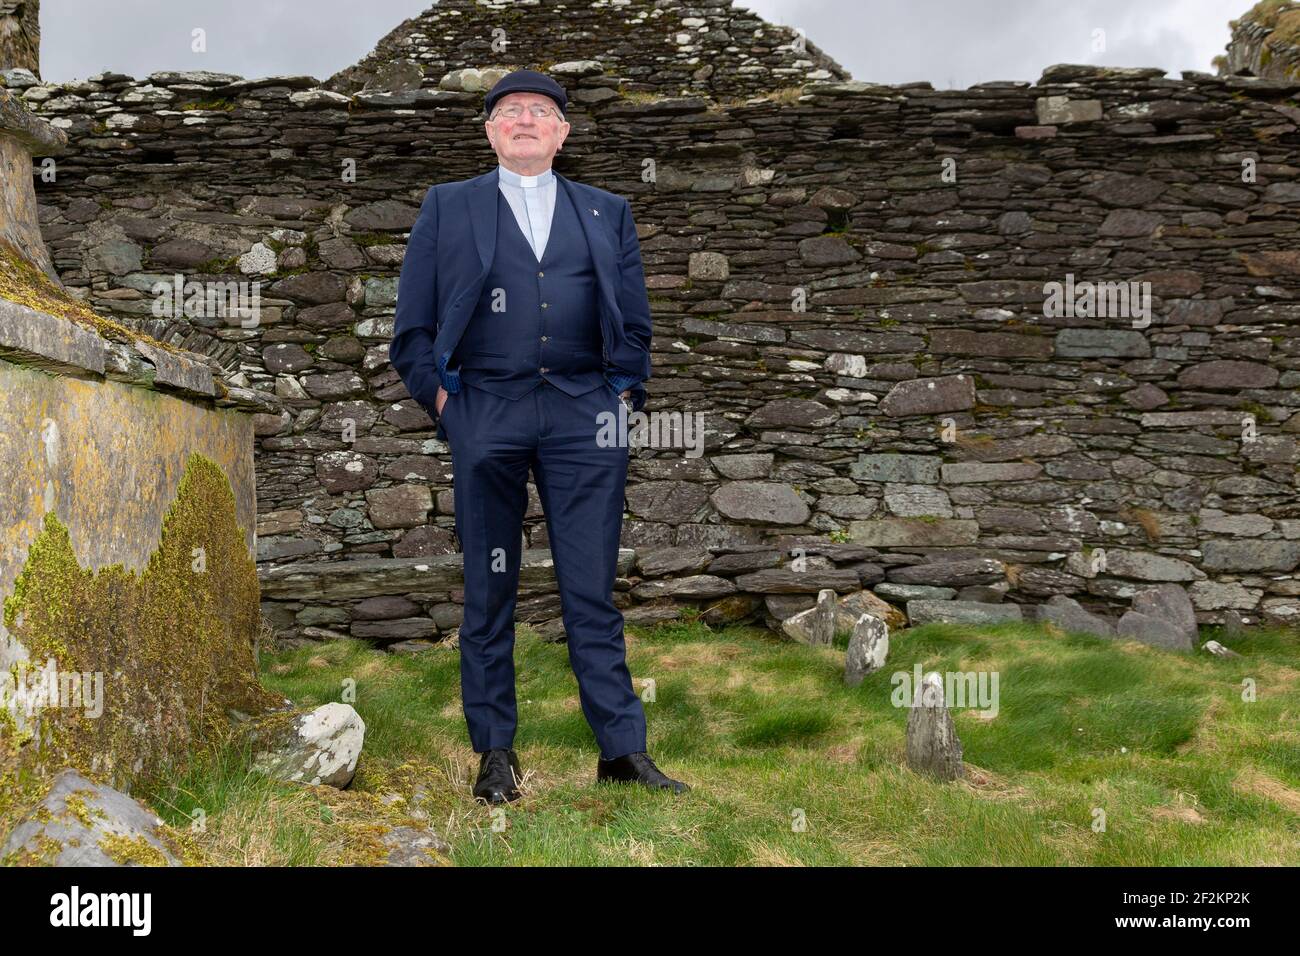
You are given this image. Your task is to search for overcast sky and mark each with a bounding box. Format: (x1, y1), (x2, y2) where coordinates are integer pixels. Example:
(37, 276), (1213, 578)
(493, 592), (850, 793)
(41, 0), (1253, 89)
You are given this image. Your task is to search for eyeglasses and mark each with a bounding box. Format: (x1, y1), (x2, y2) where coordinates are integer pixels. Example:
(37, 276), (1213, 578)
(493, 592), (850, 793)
(491, 104), (562, 121)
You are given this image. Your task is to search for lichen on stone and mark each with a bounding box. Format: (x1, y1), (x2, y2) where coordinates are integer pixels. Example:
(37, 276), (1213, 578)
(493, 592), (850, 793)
(0, 452), (282, 841)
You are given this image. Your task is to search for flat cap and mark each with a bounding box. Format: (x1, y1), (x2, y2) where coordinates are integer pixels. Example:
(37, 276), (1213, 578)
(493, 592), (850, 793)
(484, 69), (568, 118)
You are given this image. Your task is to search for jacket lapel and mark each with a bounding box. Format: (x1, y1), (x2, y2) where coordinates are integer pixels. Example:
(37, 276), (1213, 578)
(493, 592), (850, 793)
(468, 166), (499, 278)
(556, 171), (621, 323)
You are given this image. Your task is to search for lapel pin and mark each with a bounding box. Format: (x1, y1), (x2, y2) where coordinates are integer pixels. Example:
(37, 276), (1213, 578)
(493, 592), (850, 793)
(592, 208), (600, 216)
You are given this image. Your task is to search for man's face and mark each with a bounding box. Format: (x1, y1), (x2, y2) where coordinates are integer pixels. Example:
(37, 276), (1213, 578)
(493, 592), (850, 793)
(485, 92), (570, 166)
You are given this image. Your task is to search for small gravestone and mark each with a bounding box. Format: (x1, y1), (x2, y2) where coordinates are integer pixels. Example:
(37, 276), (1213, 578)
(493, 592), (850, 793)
(905, 672), (964, 782)
(780, 587), (838, 646)
(1035, 595), (1115, 638)
(1131, 583), (1198, 644)
(844, 613), (889, 686)
(1116, 611), (1194, 651)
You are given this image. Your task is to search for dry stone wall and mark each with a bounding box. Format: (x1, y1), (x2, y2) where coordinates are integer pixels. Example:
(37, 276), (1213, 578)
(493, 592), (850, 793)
(16, 4), (1300, 644)
(325, 0), (848, 96)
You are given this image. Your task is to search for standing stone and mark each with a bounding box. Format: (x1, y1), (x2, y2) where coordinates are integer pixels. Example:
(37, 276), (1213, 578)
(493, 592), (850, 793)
(1034, 595), (1115, 638)
(844, 613), (888, 687)
(1130, 583), (1198, 645)
(1116, 611), (1194, 652)
(905, 672), (964, 782)
(780, 587), (838, 646)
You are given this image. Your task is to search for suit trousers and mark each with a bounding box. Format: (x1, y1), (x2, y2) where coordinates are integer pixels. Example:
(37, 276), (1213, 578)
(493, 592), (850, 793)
(439, 378), (648, 761)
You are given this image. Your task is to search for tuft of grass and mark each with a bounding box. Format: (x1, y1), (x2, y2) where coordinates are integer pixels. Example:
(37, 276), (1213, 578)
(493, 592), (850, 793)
(1120, 506), (1164, 542)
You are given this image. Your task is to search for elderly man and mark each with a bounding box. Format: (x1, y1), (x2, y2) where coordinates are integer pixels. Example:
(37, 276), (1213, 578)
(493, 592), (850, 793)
(390, 69), (688, 803)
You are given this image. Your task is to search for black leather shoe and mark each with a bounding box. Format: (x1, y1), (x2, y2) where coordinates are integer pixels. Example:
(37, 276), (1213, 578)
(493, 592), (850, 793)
(596, 752), (690, 794)
(473, 748), (522, 804)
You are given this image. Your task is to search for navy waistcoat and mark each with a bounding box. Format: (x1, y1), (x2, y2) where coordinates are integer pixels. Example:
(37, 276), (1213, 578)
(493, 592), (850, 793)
(452, 183), (607, 400)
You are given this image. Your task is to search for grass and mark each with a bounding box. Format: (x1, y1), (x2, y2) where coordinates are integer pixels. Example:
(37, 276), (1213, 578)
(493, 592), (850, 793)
(139, 618), (1300, 866)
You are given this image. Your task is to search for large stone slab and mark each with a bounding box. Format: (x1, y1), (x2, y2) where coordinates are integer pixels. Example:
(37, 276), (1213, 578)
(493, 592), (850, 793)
(0, 299), (105, 376)
(1034, 595), (1115, 637)
(940, 462), (1043, 484)
(851, 453), (941, 484)
(1, 769), (182, 866)
(1054, 328), (1150, 358)
(879, 375), (976, 417)
(1202, 540), (1300, 573)
(888, 558), (1005, 587)
(906, 600), (1024, 626)
(848, 518), (979, 547)
(1116, 611), (1194, 651)
(1036, 95), (1103, 124)
(1131, 583), (1198, 644)
(711, 481), (810, 525)
(1106, 550), (1200, 582)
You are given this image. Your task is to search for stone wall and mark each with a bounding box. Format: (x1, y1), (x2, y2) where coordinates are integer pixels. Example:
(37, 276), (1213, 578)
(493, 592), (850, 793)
(325, 0), (848, 96)
(16, 1), (1300, 644)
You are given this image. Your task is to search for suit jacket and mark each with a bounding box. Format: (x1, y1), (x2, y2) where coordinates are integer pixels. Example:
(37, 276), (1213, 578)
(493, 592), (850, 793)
(390, 166), (653, 435)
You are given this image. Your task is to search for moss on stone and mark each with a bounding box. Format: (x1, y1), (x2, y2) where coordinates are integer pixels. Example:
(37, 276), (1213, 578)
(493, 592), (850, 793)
(63, 790), (106, 829)
(98, 831), (170, 866)
(0, 238), (183, 354)
(0, 452), (282, 841)
(178, 99), (237, 112)
(1242, 0), (1300, 32)
(192, 255), (241, 275)
(349, 232), (397, 248)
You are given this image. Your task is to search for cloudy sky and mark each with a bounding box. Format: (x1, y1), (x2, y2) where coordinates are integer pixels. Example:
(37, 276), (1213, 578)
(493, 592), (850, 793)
(41, 0), (1253, 89)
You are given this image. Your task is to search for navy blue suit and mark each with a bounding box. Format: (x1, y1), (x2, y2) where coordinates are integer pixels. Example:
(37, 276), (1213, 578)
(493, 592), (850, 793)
(390, 166), (652, 760)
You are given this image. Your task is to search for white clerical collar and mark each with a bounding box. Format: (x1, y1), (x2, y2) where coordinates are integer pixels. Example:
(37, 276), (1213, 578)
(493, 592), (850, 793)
(498, 164), (554, 188)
